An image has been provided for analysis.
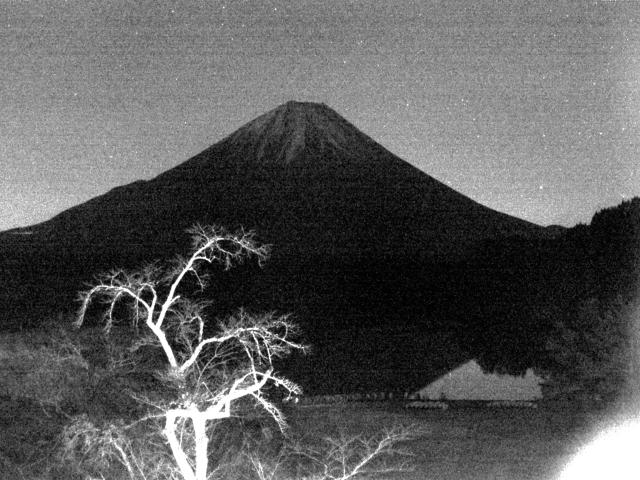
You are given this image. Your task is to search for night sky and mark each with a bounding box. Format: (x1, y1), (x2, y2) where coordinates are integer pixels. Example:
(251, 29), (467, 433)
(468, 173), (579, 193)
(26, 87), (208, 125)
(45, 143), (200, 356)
(2, 0), (639, 231)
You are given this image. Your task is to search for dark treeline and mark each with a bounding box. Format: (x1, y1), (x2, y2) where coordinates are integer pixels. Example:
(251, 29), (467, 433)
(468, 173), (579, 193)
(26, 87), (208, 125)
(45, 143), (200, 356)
(468, 198), (640, 400)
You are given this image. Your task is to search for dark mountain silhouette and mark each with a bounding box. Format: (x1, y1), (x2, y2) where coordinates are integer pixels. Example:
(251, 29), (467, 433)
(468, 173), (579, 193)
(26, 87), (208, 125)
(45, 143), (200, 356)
(1, 101), (565, 393)
(9, 102), (545, 256)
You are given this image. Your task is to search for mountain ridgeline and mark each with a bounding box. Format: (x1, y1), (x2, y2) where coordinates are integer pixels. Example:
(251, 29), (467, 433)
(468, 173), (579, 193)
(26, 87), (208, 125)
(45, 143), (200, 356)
(1, 101), (637, 394)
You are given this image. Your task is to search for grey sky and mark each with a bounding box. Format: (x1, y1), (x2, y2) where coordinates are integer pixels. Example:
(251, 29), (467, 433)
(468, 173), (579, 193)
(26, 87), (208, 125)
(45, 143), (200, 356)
(2, 0), (638, 230)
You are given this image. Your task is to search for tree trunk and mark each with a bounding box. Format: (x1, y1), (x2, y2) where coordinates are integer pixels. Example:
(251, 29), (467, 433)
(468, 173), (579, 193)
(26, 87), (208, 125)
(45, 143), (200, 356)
(193, 413), (209, 480)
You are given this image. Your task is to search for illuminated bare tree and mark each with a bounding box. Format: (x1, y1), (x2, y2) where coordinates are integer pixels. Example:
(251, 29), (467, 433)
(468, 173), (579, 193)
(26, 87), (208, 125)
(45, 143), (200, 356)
(74, 225), (305, 480)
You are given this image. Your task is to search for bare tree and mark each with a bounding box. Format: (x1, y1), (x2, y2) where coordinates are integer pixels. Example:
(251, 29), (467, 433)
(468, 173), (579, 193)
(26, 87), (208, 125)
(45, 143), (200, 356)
(74, 225), (305, 480)
(289, 426), (420, 480)
(245, 423), (424, 480)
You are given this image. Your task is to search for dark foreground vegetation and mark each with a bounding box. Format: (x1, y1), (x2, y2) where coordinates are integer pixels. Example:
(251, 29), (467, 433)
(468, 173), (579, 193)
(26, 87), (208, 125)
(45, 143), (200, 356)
(0, 200), (637, 478)
(0, 379), (616, 480)
(0, 227), (425, 480)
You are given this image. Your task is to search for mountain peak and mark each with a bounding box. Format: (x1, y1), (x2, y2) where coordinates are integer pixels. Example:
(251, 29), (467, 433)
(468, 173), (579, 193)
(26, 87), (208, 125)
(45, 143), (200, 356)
(282, 99), (329, 110)
(221, 101), (368, 165)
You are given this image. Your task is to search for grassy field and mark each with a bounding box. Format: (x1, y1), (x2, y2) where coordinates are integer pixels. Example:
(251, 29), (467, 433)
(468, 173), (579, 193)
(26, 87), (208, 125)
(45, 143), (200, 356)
(0, 393), (615, 480)
(0, 325), (624, 479)
(281, 402), (612, 480)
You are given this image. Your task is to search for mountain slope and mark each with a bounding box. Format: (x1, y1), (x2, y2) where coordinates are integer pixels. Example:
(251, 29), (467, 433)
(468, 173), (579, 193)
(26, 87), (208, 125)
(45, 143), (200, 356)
(12, 101), (544, 258)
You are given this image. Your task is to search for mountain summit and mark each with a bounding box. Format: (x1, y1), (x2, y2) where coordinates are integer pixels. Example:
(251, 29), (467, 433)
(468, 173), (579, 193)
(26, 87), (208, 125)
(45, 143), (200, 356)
(0, 101), (553, 392)
(221, 101), (365, 165)
(161, 100), (427, 179)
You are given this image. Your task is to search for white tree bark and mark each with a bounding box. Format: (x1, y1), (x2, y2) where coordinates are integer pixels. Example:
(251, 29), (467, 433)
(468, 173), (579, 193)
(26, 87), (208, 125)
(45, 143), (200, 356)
(75, 225), (304, 480)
